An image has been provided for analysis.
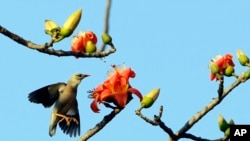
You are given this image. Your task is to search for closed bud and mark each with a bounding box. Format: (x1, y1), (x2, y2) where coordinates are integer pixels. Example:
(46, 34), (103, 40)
(237, 50), (250, 66)
(85, 41), (97, 53)
(218, 114), (229, 132)
(224, 65), (234, 77)
(228, 119), (235, 125)
(101, 33), (112, 44)
(224, 127), (230, 137)
(209, 61), (220, 74)
(60, 9), (82, 37)
(244, 70), (250, 80)
(141, 88), (160, 108)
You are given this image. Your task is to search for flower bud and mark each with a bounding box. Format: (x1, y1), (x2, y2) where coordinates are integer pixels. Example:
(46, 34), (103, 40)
(223, 65), (234, 77)
(83, 31), (97, 47)
(102, 33), (112, 44)
(85, 41), (97, 53)
(228, 119), (235, 125)
(244, 70), (250, 80)
(218, 114), (229, 132)
(209, 61), (220, 74)
(237, 50), (250, 66)
(60, 9), (82, 37)
(141, 88), (160, 108)
(224, 118), (234, 137)
(44, 20), (60, 36)
(224, 127), (230, 137)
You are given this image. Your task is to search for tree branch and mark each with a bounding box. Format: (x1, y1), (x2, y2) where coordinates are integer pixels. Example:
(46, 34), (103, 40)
(78, 92), (134, 141)
(177, 74), (245, 137)
(136, 73), (247, 141)
(0, 25), (49, 49)
(77, 107), (122, 141)
(0, 24), (116, 58)
(136, 106), (231, 141)
(135, 105), (163, 126)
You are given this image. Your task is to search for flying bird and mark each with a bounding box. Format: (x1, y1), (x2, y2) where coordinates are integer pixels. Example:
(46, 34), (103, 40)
(28, 73), (90, 137)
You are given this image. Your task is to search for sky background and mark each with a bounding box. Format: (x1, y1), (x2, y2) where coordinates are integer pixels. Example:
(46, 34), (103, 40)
(1, 0), (250, 141)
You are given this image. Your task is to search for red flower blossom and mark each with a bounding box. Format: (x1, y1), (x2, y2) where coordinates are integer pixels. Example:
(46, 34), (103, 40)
(90, 65), (143, 113)
(71, 31), (97, 53)
(210, 54), (235, 81)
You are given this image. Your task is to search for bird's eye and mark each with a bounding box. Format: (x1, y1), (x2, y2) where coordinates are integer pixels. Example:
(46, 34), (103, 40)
(77, 74), (83, 77)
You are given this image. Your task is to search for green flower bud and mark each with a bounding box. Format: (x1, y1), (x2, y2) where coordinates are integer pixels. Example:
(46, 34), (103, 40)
(85, 41), (97, 53)
(101, 33), (112, 44)
(228, 119), (235, 125)
(244, 70), (250, 80)
(224, 127), (230, 137)
(218, 114), (229, 132)
(141, 88), (160, 108)
(239, 55), (249, 66)
(60, 9), (82, 37)
(237, 50), (250, 66)
(224, 66), (234, 77)
(210, 61), (220, 74)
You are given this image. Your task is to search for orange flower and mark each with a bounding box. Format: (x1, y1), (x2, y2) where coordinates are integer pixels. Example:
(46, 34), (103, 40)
(90, 65), (142, 113)
(71, 31), (97, 54)
(71, 35), (84, 53)
(210, 54), (235, 81)
(82, 31), (97, 49)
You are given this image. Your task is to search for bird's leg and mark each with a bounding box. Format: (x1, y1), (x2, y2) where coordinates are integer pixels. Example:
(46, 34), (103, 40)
(55, 113), (79, 125)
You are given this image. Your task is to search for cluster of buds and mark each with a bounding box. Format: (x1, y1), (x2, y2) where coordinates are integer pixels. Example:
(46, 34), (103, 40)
(209, 54), (235, 81)
(45, 9), (82, 42)
(217, 114), (234, 137)
(209, 50), (250, 81)
(44, 8), (114, 59)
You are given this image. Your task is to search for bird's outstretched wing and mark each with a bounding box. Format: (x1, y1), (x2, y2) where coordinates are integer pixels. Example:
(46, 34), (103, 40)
(28, 82), (66, 107)
(58, 100), (80, 137)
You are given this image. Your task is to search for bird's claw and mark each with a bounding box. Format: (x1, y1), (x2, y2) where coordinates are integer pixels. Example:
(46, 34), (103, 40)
(55, 113), (79, 126)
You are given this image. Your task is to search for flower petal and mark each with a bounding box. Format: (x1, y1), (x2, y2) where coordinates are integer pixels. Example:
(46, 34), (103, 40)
(113, 93), (128, 108)
(128, 87), (143, 101)
(90, 98), (100, 113)
(99, 89), (112, 102)
(71, 36), (84, 52)
(210, 73), (216, 81)
(121, 68), (135, 79)
(83, 31), (97, 47)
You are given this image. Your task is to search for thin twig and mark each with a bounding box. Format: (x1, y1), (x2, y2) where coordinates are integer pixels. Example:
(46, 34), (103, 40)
(180, 133), (229, 141)
(100, 0), (112, 51)
(104, 0), (111, 33)
(37, 46), (115, 58)
(135, 106), (163, 126)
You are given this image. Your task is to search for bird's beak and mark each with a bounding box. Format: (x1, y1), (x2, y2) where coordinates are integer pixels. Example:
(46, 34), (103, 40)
(83, 74), (91, 78)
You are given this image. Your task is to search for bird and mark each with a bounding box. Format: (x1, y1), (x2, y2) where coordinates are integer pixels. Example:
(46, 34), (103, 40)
(28, 73), (90, 137)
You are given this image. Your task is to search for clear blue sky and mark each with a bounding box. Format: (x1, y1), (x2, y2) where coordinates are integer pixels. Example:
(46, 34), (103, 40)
(1, 0), (250, 141)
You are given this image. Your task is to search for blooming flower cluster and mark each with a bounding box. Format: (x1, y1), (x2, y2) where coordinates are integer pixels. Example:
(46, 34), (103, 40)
(89, 65), (142, 113)
(209, 54), (235, 81)
(71, 31), (97, 56)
